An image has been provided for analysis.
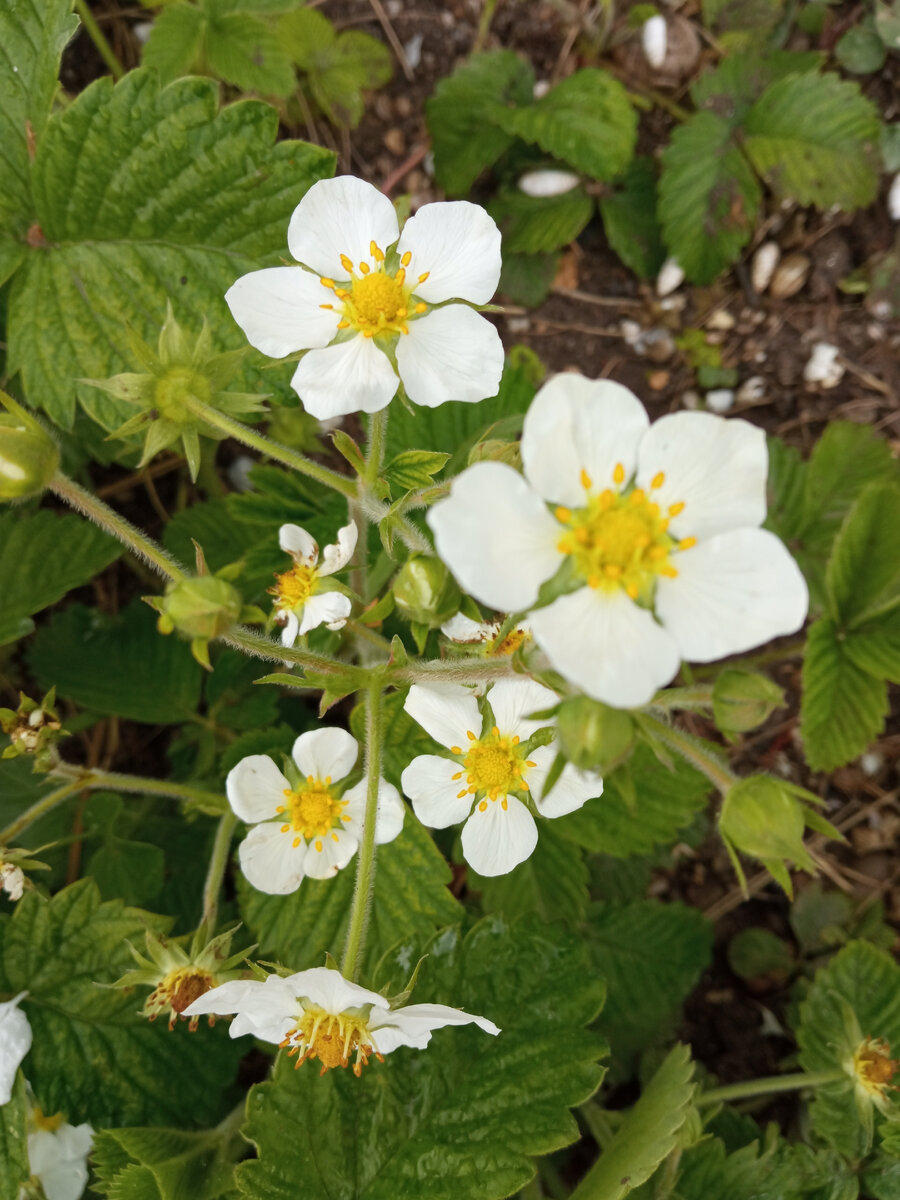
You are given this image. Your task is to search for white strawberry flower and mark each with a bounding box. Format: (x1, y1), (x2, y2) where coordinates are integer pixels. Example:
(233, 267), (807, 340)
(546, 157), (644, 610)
(225, 176), (505, 420)
(0, 992), (31, 1105)
(26, 1103), (93, 1200)
(428, 374), (808, 710)
(228, 728), (404, 895)
(271, 521), (357, 647)
(182, 966), (499, 1076)
(440, 612), (532, 657)
(400, 679), (602, 877)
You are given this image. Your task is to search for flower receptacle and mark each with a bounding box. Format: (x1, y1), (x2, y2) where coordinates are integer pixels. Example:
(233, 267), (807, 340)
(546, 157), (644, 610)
(556, 695), (635, 773)
(713, 669), (784, 738)
(393, 555), (462, 628)
(0, 393), (60, 501)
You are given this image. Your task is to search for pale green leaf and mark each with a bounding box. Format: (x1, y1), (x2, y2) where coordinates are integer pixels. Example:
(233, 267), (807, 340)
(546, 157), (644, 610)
(598, 157), (665, 279)
(27, 599), (204, 724)
(659, 112), (761, 284)
(836, 19), (887, 74)
(826, 482), (900, 628)
(727, 927), (794, 980)
(701, 0), (787, 47)
(426, 51), (535, 194)
(0, 879), (242, 1127)
(844, 609), (900, 683)
(8, 70), (333, 428)
(140, 3), (205, 84)
(496, 69), (636, 181)
(472, 820), (590, 926)
(207, 11), (296, 97)
(0, 508), (121, 646)
(92, 1126), (238, 1200)
(797, 941), (900, 1159)
(383, 450), (451, 493)
(237, 917), (606, 1200)
(571, 1044), (695, 1200)
(488, 184), (594, 254)
(743, 73), (881, 210)
(306, 33), (392, 128)
(800, 618), (889, 770)
(0, 1073), (29, 1200)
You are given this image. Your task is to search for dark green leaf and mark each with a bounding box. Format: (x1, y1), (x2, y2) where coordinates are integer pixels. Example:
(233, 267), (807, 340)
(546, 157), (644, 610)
(206, 11), (296, 97)
(690, 51), (825, 116)
(826, 482), (900, 628)
(599, 156), (666, 279)
(498, 251), (559, 306)
(844, 608), (900, 683)
(0, 1073), (29, 1200)
(489, 184), (593, 254)
(472, 820), (589, 926)
(92, 1125), (238, 1200)
(836, 19), (888, 73)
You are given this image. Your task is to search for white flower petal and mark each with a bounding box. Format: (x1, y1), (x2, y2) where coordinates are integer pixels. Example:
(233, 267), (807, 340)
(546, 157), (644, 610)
(183, 978), (271, 1018)
(656, 529), (808, 662)
(283, 966), (386, 1014)
(298, 590), (351, 635)
(636, 412), (768, 540)
(397, 201), (501, 304)
(404, 683), (482, 749)
(342, 778), (405, 845)
(397, 306), (504, 407)
(428, 462), (563, 611)
(291, 727), (359, 783)
(401, 755), (475, 829)
(527, 747), (602, 818)
(320, 521), (358, 575)
(303, 826), (359, 879)
(368, 1001), (499, 1054)
(279, 523), (318, 564)
(226, 755), (291, 823)
(440, 613), (497, 643)
(287, 176), (400, 279)
(279, 608), (300, 648)
(28, 1124), (93, 1200)
(0, 993), (31, 1105)
(487, 678), (557, 740)
(291, 335), (398, 420)
(461, 795), (538, 876)
(238, 823), (307, 895)
(225, 267), (339, 357)
(530, 587), (681, 708)
(521, 375), (650, 506)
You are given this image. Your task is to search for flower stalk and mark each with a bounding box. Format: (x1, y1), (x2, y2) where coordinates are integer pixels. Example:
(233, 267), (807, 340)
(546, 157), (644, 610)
(637, 713), (737, 794)
(341, 681), (385, 980)
(200, 810), (238, 932)
(696, 1068), (846, 1108)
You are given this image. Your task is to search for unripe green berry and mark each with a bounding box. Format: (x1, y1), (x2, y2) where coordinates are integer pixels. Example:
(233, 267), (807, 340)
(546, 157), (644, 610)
(160, 576), (242, 639)
(393, 556), (461, 628)
(0, 414), (60, 501)
(556, 695), (635, 772)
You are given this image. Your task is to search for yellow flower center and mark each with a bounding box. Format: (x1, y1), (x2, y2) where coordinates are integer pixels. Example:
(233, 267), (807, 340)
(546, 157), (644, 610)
(852, 1037), (899, 1099)
(277, 777), (349, 854)
(281, 1004), (382, 1077)
(489, 627), (531, 657)
(449, 726), (537, 806)
(318, 241), (430, 339)
(154, 367), (211, 422)
(271, 562), (317, 609)
(555, 466), (693, 601)
(146, 966), (215, 1030)
(31, 1107), (65, 1133)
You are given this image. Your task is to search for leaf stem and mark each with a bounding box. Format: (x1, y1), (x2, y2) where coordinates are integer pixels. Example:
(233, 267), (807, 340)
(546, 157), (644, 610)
(49, 471), (186, 583)
(52, 763), (228, 811)
(341, 681), (384, 980)
(0, 775), (89, 844)
(200, 810), (238, 931)
(388, 655), (517, 685)
(73, 0), (124, 80)
(638, 713), (737, 795)
(220, 625), (353, 676)
(696, 1068), (846, 1108)
(647, 684), (715, 713)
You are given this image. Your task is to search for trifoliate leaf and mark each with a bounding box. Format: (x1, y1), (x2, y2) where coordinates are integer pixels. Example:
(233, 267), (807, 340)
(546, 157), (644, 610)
(237, 917), (606, 1200)
(0, 1073), (29, 1200)
(140, 2), (205, 84)
(659, 112), (761, 283)
(743, 73), (881, 210)
(797, 941), (900, 1159)
(0, 879), (242, 1127)
(496, 69), (637, 182)
(800, 617), (889, 770)
(27, 599), (204, 724)
(826, 482), (900, 628)
(426, 51), (535, 195)
(0, 509), (121, 646)
(572, 1043), (695, 1200)
(383, 450), (451, 494)
(690, 51), (824, 116)
(472, 820), (590, 926)
(7, 70), (333, 428)
(205, 11), (295, 97)
(92, 1125), (239, 1200)
(488, 184), (594, 254)
(598, 156), (666, 279)
(586, 902), (712, 1076)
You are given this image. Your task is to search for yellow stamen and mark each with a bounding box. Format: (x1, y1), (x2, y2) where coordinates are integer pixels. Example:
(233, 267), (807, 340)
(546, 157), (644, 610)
(359, 262), (370, 275)
(651, 471), (665, 489)
(668, 502), (685, 517)
(555, 506), (571, 523)
(679, 537), (697, 550)
(401, 251), (412, 266)
(613, 462), (625, 485)
(339, 254), (354, 273)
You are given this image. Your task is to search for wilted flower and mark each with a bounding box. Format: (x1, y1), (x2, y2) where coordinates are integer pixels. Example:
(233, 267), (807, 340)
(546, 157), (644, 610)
(225, 175), (505, 419)
(183, 965), (499, 1076)
(1, 688), (63, 772)
(0, 992), (32, 1105)
(429, 374), (808, 709)
(847, 1036), (900, 1113)
(227, 728), (404, 894)
(271, 522), (357, 647)
(440, 613), (532, 657)
(400, 679), (601, 876)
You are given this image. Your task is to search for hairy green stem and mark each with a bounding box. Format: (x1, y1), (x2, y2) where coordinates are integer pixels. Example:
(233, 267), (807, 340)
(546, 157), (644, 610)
(50, 472), (186, 582)
(53, 763), (228, 811)
(221, 625), (352, 676)
(0, 776), (89, 845)
(341, 682), (384, 980)
(647, 684), (715, 713)
(696, 1068), (846, 1107)
(639, 714), (737, 794)
(200, 810), (238, 931)
(388, 655), (517, 685)
(73, 0), (124, 80)
(188, 401), (356, 498)
(691, 639), (806, 680)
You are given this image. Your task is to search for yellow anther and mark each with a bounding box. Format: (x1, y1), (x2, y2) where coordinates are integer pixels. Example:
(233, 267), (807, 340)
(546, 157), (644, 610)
(512, 735), (520, 744)
(458, 790), (468, 799)
(649, 546), (667, 560)
(605, 564), (622, 579)
(452, 771), (463, 781)
(276, 804), (285, 813)
(651, 471), (665, 489)
(315, 839), (323, 852)
(626, 583), (639, 598)
(466, 730), (477, 741)
(331, 833), (339, 842)
(320, 303), (334, 310)
(281, 824), (290, 834)
(479, 800), (488, 812)
(555, 506), (571, 523)
(501, 798), (508, 810)
(370, 241), (384, 261)
(588, 575), (601, 588)
(415, 302), (427, 313)
(396, 308), (408, 319)
(661, 566), (679, 578)
(679, 537), (697, 550)
(521, 779), (530, 791)
(335, 288), (349, 299)
(668, 501), (685, 517)
(450, 746), (462, 755)
(401, 251), (412, 266)
(418, 271), (430, 283)
(337, 320), (350, 330)
(396, 268), (406, 286)
(400, 324), (409, 334)
(599, 489), (614, 509)
(613, 462), (625, 485)
(364, 330), (374, 338)
(630, 488), (646, 505)
(339, 254), (354, 273)
(525, 760), (537, 768)
(580, 468), (593, 490)
(293, 836), (302, 848)
(359, 262), (370, 275)
(320, 277), (335, 289)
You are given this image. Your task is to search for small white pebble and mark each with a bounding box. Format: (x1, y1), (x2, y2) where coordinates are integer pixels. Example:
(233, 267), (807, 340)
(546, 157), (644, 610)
(404, 34), (423, 71)
(620, 319), (642, 347)
(226, 455), (256, 493)
(889, 173), (900, 221)
(506, 316), (531, 334)
(705, 388), (735, 413)
(750, 241), (781, 294)
(533, 80), (551, 99)
(803, 342), (844, 388)
(736, 375), (766, 404)
(681, 389), (701, 410)
(642, 15), (668, 68)
(517, 169), (581, 198)
(861, 751), (884, 776)
(656, 256), (685, 297)
(707, 309), (735, 331)
(133, 20), (153, 45)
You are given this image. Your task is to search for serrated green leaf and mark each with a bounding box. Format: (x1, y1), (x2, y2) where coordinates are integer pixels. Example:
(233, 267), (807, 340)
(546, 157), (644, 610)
(87, 836), (166, 907)
(764, 434), (807, 544)
(669, 1138), (800, 1200)
(206, 11), (296, 96)
(659, 112), (761, 284)
(0, 879), (242, 1127)
(0, 508), (121, 646)
(598, 156), (665, 279)
(280, 9), (392, 127)
(690, 51), (825, 115)
(0, 1072), (29, 1200)
(8, 70), (333, 428)
(844, 609), (900, 683)
(488, 184), (593, 254)
(702, 0), (786, 47)
(27, 599), (204, 724)
(239, 813), (462, 972)
(498, 251), (558, 306)
(237, 917), (606, 1200)
(472, 820), (589, 926)
(586, 902), (712, 1077)
(141, 2), (205, 84)
(92, 1125), (238, 1200)
(826, 482), (900, 628)
(743, 73), (881, 210)
(383, 449), (451, 493)
(426, 50), (536, 195)
(727, 927), (794, 980)
(800, 618), (889, 771)
(496, 69), (636, 181)
(797, 941), (900, 1159)
(572, 1043), (695, 1200)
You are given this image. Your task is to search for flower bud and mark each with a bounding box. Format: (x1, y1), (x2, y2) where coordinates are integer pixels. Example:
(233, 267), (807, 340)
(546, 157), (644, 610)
(556, 696), (635, 772)
(0, 400), (60, 501)
(468, 439), (522, 470)
(156, 576), (243, 640)
(393, 556), (461, 628)
(713, 669), (784, 736)
(719, 775), (820, 893)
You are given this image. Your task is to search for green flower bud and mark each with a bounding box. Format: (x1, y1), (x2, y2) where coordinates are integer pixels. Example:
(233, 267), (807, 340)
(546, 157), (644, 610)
(556, 696), (635, 772)
(713, 669), (784, 736)
(719, 775), (825, 893)
(157, 576), (243, 640)
(468, 439), (522, 469)
(0, 398), (60, 501)
(154, 368), (212, 424)
(393, 556), (461, 628)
